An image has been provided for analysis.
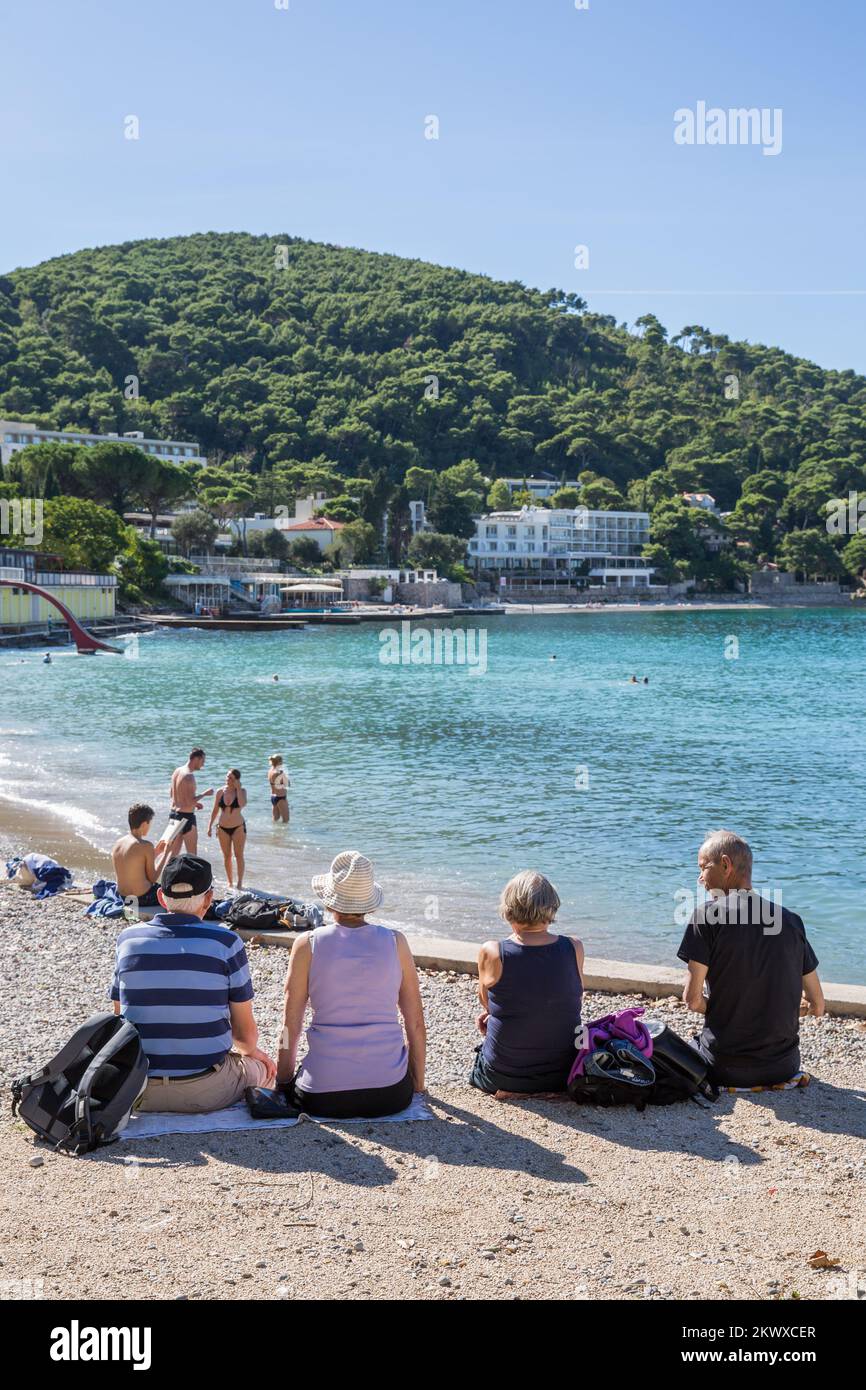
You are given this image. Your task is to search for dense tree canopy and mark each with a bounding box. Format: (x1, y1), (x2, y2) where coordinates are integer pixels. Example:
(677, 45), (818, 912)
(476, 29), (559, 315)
(0, 232), (864, 585)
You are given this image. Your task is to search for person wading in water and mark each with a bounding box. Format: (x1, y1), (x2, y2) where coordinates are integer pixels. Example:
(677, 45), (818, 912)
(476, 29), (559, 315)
(268, 754), (290, 824)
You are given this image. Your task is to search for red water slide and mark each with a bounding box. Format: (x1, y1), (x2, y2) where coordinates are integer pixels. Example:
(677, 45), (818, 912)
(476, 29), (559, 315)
(0, 577), (122, 654)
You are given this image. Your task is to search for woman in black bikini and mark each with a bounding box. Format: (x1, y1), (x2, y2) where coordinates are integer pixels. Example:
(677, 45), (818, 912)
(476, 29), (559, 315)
(208, 769), (247, 889)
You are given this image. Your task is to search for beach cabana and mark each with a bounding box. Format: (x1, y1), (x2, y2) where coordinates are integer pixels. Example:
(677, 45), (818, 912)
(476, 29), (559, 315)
(279, 580), (345, 612)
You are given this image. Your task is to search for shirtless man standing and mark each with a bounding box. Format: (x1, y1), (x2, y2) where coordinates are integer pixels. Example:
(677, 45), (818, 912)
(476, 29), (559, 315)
(111, 804), (171, 907)
(169, 747), (213, 854)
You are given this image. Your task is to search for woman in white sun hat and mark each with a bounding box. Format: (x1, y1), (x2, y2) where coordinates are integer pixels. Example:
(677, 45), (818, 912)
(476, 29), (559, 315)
(276, 850), (426, 1117)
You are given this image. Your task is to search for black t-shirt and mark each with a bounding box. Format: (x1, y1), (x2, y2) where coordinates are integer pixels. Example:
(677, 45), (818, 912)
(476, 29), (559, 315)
(677, 892), (818, 1086)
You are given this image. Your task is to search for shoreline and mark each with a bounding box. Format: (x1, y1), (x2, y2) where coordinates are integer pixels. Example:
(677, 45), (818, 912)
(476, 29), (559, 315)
(501, 600), (774, 613)
(4, 804), (866, 1004)
(2, 599), (858, 653)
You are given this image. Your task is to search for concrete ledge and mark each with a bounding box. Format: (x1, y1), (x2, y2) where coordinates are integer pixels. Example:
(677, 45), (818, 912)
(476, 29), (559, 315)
(58, 893), (866, 1018)
(235, 928), (866, 1019)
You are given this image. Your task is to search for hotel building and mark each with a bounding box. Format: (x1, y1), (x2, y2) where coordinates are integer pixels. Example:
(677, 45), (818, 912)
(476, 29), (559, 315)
(468, 505), (655, 588)
(0, 420), (205, 470)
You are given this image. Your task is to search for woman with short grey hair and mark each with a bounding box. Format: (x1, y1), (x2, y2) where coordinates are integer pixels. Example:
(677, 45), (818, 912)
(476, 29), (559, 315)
(470, 870), (584, 1098)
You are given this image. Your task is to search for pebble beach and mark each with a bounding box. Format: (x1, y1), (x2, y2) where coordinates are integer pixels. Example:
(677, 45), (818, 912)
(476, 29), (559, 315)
(2, 885), (865, 1302)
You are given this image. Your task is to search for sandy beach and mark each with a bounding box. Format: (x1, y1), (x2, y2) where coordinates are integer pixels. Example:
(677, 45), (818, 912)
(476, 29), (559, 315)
(2, 886), (864, 1302)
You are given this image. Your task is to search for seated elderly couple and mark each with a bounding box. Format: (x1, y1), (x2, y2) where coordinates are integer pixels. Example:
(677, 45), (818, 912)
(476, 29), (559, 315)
(109, 830), (824, 1117)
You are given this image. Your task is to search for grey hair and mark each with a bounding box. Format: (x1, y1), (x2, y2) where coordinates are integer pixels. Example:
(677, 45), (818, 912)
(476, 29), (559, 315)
(160, 891), (208, 915)
(700, 829), (753, 876)
(499, 870), (561, 927)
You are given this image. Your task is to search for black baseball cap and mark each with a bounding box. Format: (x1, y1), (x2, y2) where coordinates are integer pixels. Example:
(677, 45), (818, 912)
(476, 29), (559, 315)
(161, 854), (213, 898)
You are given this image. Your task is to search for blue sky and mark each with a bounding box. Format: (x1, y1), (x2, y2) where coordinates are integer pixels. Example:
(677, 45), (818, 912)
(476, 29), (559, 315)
(2, 0), (864, 370)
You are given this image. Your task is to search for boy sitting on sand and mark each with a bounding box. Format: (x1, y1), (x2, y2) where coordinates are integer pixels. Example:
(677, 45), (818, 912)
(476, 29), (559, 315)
(678, 829), (825, 1087)
(111, 803), (172, 908)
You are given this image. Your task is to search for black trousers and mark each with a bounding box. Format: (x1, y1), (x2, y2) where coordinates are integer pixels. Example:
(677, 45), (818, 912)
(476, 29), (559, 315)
(291, 1068), (414, 1118)
(469, 1044), (570, 1095)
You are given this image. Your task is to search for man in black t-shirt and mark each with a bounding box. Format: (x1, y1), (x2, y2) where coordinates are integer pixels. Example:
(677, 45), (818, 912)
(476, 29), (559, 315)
(677, 830), (824, 1087)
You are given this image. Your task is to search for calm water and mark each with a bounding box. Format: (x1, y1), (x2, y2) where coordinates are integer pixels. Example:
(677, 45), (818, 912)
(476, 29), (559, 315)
(1, 609), (864, 981)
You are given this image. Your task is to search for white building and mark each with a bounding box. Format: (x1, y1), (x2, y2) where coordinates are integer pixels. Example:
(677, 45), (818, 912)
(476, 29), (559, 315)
(681, 492), (719, 514)
(681, 493), (728, 553)
(0, 420), (205, 470)
(468, 505), (655, 588)
(409, 499), (428, 534)
(228, 496), (345, 554)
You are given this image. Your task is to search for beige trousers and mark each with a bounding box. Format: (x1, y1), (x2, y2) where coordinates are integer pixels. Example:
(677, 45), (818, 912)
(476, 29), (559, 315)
(136, 1051), (269, 1113)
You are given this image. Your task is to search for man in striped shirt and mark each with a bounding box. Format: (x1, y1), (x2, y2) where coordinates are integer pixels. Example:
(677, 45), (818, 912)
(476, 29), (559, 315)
(110, 854), (275, 1112)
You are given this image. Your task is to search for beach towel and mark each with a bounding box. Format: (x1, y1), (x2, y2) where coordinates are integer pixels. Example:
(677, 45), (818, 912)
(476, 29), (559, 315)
(5, 853), (73, 899)
(84, 879), (126, 919)
(720, 1071), (810, 1095)
(121, 1091), (433, 1140)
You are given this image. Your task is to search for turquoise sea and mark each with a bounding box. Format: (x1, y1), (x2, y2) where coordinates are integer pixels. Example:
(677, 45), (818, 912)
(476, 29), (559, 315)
(1, 608), (864, 982)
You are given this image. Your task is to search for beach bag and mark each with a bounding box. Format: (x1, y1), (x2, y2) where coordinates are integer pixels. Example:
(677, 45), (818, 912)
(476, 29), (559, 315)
(11, 1012), (148, 1154)
(643, 1020), (716, 1106)
(224, 894), (284, 932)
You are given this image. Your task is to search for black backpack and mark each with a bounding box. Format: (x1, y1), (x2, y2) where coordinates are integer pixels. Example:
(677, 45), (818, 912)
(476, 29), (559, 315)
(11, 1012), (149, 1154)
(644, 1023), (717, 1106)
(224, 894), (285, 932)
(568, 1026), (717, 1110)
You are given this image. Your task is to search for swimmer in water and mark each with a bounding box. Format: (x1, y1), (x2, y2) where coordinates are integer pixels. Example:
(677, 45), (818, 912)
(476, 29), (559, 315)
(43, 653), (52, 664)
(629, 674), (638, 683)
(272, 674), (279, 683)
(550, 655), (557, 661)
(643, 676), (649, 684)
(268, 753), (290, 824)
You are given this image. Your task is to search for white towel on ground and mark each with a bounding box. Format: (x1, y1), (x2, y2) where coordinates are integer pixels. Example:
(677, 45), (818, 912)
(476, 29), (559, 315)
(121, 1092), (432, 1140)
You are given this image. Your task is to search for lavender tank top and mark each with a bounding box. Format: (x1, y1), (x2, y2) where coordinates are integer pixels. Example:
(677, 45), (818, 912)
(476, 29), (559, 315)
(295, 922), (408, 1093)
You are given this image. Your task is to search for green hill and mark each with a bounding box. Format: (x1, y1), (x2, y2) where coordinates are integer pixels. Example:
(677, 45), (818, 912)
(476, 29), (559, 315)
(1, 231), (865, 583)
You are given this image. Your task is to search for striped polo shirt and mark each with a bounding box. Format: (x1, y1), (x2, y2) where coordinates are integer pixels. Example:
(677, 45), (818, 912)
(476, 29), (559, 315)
(109, 912), (254, 1077)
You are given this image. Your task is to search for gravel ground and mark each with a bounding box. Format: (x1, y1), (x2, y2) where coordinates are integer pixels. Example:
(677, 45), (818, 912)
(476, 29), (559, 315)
(1, 886), (865, 1302)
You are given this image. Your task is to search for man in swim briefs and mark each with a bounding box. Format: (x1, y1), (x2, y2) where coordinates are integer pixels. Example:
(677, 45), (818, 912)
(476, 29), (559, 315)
(169, 747), (213, 853)
(111, 803), (172, 907)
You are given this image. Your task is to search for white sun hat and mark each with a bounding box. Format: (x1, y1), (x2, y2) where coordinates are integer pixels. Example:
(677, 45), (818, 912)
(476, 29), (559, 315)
(311, 850), (384, 914)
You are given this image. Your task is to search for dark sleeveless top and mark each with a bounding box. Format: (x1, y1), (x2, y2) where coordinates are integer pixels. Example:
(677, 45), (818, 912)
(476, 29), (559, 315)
(481, 935), (582, 1083)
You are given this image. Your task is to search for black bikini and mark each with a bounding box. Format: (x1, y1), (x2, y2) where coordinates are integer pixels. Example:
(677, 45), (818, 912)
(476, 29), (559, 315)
(217, 791), (246, 838)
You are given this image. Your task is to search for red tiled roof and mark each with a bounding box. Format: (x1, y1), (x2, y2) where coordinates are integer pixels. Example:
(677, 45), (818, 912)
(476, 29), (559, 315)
(282, 517), (345, 532)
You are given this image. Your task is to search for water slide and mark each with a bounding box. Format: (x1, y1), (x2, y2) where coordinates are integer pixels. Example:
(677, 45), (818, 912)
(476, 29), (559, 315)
(0, 577), (122, 654)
